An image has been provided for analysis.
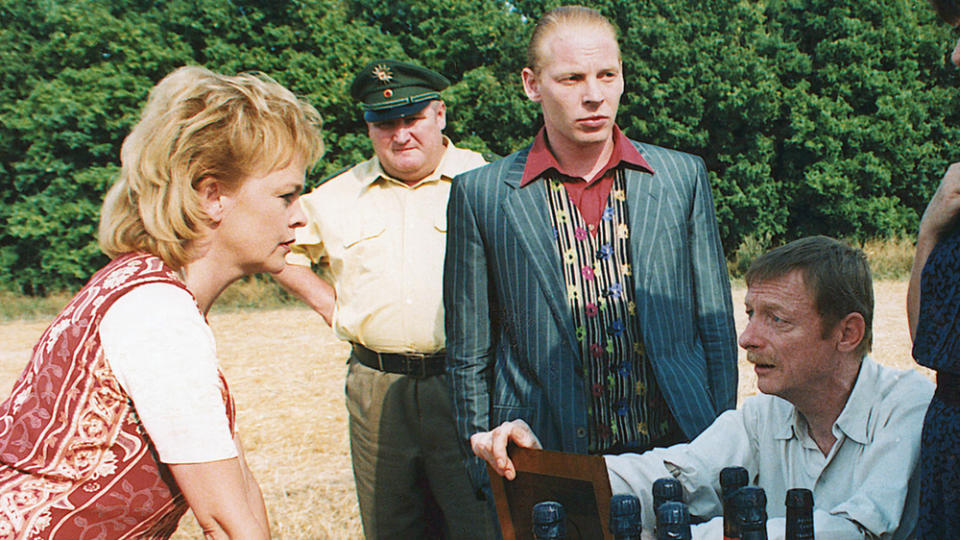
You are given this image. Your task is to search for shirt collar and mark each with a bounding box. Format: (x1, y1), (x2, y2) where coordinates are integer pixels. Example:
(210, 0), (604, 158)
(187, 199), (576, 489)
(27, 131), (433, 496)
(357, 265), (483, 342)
(772, 355), (875, 445)
(519, 125), (654, 187)
(367, 136), (457, 188)
(831, 355), (875, 445)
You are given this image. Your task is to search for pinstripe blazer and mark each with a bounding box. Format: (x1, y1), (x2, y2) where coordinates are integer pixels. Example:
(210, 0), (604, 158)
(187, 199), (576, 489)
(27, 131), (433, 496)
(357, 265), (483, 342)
(443, 138), (737, 470)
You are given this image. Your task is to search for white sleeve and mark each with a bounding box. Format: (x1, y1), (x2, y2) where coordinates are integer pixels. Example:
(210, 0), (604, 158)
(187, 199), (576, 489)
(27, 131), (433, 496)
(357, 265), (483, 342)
(99, 283), (238, 464)
(605, 408), (758, 530)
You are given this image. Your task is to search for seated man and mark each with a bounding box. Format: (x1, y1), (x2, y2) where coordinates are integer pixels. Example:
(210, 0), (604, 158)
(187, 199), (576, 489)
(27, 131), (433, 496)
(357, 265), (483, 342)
(473, 236), (933, 539)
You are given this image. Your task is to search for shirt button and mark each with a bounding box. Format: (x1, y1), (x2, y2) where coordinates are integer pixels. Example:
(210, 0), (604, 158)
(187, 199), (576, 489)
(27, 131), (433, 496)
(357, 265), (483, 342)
(576, 427), (587, 438)
(588, 224), (595, 231)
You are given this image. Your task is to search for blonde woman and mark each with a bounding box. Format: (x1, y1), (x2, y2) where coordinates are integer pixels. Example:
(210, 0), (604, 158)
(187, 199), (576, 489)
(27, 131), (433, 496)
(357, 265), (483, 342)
(0, 66), (322, 539)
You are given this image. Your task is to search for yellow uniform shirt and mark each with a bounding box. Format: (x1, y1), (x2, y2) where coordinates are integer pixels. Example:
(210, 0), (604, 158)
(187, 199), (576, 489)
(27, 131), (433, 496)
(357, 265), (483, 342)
(287, 139), (486, 354)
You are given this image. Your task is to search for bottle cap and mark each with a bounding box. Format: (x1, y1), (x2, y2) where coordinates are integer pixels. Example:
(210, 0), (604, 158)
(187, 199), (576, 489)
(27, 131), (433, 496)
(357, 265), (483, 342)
(532, 501), (566, 538)
(610, 493), (642, 536)
(720, 466), (749, 496)
(785, 488), (814, 508)
(656, 501), (692, 539)
(653, 477), (683, 506)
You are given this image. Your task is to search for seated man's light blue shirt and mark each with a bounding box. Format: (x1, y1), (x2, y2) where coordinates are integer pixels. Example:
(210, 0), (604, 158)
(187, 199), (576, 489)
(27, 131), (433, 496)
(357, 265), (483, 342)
(605, 356), (933, 539)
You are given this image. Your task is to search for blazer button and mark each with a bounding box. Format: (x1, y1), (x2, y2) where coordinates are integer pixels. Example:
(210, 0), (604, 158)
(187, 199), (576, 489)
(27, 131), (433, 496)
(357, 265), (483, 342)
(576, 427), (587, 438)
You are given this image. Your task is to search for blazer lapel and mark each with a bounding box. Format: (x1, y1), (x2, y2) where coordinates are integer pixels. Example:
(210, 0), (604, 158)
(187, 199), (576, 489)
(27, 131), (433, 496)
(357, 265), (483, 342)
(501, 152), (579, 356)
(625, 143), (661, 311)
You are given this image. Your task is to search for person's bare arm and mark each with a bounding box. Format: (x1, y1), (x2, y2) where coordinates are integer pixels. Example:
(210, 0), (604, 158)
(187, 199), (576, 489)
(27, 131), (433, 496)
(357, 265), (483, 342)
(470, 419), (543, 480)
(169, 453), (270, 540)
(272, 264), (335, 325)
(908, 162), (960, 338)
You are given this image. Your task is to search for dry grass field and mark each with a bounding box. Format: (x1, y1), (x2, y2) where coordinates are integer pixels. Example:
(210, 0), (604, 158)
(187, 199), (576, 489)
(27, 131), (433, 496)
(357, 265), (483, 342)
(0, 280), (932, 539)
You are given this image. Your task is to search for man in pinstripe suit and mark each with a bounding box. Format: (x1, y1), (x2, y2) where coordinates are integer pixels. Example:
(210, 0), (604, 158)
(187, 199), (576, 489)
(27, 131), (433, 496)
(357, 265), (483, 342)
(443, 5), (738, 500)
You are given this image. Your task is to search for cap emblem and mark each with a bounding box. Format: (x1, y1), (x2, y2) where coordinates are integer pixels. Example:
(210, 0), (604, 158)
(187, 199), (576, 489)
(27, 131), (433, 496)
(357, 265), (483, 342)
(383, 88), (393, 98)
(371, 64), (393, 84)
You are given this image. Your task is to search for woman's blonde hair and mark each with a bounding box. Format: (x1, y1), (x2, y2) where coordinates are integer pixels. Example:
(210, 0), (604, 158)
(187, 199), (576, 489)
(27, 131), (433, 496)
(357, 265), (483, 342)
(526, 5), (620, 72)
(99, 65), (324, 270)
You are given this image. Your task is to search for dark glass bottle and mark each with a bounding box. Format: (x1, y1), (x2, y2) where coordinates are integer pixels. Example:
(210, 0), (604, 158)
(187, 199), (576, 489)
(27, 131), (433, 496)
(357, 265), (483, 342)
(720, 466), (749, 540)
(656, 500), (692, 540)
(532, 501), (566, 540)
(734, 486), (768, 540)
(652, 477), (684, 513)
(609, 493), (642, 540)
(785, 488), (814, 540)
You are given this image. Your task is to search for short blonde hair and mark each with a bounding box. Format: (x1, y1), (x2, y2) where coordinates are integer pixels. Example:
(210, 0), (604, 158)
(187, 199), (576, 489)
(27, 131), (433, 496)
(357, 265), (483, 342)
(99, 65), (324, 270)
(526, 5), (620, 72)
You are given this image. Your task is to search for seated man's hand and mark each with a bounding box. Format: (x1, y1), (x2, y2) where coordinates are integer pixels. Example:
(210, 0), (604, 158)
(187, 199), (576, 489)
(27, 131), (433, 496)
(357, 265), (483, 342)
(470, 419), (542, 480)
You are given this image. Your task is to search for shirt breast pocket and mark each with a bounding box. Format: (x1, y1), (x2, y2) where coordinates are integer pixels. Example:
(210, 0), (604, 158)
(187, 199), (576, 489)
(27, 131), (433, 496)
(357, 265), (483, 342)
(340, 217), (388, 273)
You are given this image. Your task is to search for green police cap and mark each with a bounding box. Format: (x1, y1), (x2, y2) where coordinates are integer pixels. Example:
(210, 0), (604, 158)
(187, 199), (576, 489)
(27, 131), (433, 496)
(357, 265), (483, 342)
(350, 59), (450, 122)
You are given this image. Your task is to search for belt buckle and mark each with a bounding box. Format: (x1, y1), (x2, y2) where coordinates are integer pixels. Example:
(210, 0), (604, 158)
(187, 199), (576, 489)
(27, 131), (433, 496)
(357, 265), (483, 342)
(405, 352), (428, 378)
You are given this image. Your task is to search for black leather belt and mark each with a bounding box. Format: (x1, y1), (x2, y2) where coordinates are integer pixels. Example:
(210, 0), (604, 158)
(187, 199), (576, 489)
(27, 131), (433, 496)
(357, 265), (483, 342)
(351, 343), (445, 378)
(936, 372), (960, 406)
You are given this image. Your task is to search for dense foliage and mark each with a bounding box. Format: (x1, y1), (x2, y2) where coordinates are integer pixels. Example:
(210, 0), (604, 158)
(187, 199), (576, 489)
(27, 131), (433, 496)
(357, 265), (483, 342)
(1, 0), (957, 293)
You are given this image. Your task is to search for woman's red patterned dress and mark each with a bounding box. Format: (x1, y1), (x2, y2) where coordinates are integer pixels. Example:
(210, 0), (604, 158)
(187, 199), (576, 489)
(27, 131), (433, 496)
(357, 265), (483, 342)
(0, 252), (235, 539)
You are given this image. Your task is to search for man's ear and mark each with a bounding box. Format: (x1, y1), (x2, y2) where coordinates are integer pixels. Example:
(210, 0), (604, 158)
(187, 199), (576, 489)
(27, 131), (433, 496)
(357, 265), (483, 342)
(521, 67), (541, 103)
(834, 312), (866, 353)
(196, 177), (225, 224)
(434, 100), (447, 132)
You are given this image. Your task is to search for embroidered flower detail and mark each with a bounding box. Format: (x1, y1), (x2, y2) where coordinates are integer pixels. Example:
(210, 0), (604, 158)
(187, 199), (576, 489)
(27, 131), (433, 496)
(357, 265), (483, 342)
(635, 381), (646, 396)
(637, 421), (649, 436)
(616, 400), (629, 416)
(608, 319), (626, 337)
(102, 263), (140, 289)
(592, 383), (605, 397)
(43, 318), (72, 354)
(556, 209), (570, 224)
(618, 362), (632, 377)
(581, 265), (595, 281)
(550, 178), (565, 191)
(567, 284), (581, 302)
(605, 339), (615, 353)
(612, 189), (627, 201)
(627, 301), (637, 315)
(30, 512), (52, 534)
(576, 325), (587, 341)
(92, 450), (118, 479)
(598, 297), (608, 311)
(602, 207), (615, 221)
(563, 248), (577, 265)
(607, 283), (623, 299)
(597, 243), (614, 260)
(633, 341), (644, 354)
(610, 423), (619, 436)
(617, 223), (630, 239)
(574, 227), (589, 240)
(598, 423), (613, 439)
(589, 343), (604, 358)
(585, 303), (599, 317)
(621, 263), (632, 276)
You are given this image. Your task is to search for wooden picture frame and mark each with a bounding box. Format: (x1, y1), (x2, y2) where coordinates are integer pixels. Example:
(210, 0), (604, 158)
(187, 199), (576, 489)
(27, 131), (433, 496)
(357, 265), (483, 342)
(488, 446), (614, 539)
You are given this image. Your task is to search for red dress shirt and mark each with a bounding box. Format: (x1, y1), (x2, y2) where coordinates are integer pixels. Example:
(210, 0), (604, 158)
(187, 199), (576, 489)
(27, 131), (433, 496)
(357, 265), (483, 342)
(520, 125), (654, 234)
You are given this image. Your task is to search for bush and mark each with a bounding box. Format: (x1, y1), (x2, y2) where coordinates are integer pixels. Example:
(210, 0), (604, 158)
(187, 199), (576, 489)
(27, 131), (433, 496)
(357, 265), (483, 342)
(0, 0), (954, 293)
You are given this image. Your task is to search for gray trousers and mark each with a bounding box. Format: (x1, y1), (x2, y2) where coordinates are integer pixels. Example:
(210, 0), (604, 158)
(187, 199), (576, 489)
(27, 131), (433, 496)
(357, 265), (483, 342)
(346, 355), (496, 539)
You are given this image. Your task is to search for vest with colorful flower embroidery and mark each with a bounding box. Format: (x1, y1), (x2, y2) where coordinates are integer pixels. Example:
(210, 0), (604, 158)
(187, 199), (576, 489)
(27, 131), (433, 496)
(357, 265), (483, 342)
(0, 252), (236, 539)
